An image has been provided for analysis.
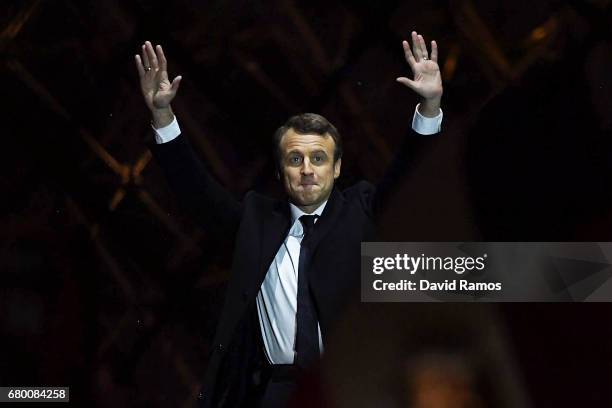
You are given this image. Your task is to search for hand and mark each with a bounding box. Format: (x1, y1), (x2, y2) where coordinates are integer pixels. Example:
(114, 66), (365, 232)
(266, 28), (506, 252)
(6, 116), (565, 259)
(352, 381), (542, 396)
(396, 31), (443, 104)
(134, 41), (182, 112)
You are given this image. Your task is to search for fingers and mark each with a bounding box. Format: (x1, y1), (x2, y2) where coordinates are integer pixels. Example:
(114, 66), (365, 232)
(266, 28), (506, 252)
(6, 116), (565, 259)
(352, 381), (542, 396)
(156, 44), (167, 72)
(410, 31), (438, 62)
(402, 40), (416, 70)
(138, 42), (167, 72)
(411, 31), (422, 61)
(430, 40), (438, 62)
(418, 34), (428, 60)
(144, 41), (159, 70)
(134, 54), (145, 78)
(141, 43), (150, 70)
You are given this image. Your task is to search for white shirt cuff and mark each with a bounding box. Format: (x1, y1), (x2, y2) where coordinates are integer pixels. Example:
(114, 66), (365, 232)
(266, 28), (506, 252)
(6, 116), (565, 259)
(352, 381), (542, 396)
(412, 103), (443, 135)
(152, 116), (181, 144)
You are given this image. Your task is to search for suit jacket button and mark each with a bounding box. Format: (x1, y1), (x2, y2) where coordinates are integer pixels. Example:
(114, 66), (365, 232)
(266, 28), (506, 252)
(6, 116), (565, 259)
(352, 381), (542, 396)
(242, 291), (249, 301)
(217, 343), (224, 352)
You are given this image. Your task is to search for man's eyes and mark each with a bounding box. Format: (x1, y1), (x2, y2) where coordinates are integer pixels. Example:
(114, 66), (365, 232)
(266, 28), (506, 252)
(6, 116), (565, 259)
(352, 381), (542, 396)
(287, 154), (327, 165)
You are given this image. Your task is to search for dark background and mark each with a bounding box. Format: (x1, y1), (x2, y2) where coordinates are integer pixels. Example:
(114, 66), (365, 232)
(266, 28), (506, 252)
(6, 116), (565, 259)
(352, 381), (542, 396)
(2, 0), (611, 406)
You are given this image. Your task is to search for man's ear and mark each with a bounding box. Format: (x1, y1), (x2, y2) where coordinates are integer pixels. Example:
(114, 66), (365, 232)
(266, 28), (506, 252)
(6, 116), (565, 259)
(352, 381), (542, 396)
(334, 158), (342, 179)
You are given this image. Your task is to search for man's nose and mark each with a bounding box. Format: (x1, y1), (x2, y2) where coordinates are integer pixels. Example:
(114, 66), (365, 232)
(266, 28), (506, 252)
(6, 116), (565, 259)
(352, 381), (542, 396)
(301, 158), (314, 175)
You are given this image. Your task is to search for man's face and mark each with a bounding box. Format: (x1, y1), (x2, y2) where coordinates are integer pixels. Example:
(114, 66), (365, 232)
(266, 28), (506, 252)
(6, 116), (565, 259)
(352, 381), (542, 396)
(279, 128), (341, 213)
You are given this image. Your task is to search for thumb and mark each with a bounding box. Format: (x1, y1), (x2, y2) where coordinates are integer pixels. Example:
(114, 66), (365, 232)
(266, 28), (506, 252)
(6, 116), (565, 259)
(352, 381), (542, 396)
(396, 77), (417, 91)
(171, 75), (182, 92)
(396, 77), (417, 90)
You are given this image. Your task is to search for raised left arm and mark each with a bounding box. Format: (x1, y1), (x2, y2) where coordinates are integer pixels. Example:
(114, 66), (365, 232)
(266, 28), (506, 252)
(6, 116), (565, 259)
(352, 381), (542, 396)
(365, 32), (444, 216)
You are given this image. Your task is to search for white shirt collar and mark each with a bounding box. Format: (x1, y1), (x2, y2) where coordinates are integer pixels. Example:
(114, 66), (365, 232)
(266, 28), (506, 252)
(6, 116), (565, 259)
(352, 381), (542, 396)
(289, 200), (327, 224)
(288, 200), (327, 237)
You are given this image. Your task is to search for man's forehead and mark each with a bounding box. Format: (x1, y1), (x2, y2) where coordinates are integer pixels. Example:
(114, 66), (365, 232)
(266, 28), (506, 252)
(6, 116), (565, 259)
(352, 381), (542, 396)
(280, 129), (335, 152)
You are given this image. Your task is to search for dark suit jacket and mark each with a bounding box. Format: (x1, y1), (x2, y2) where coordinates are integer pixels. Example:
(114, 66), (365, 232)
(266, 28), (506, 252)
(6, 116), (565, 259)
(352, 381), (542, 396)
(149, 128), (434, 407)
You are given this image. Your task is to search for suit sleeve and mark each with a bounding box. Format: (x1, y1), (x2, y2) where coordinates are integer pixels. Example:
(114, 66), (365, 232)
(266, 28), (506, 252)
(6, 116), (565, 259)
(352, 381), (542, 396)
(148, 133), (242, 240)
(368, 127), (440, 216)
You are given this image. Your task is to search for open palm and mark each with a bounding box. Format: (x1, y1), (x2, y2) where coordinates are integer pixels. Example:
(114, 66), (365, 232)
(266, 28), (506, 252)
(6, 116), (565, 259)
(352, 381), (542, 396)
(397, 31), (443, 100)
(135, 41), (182, 111)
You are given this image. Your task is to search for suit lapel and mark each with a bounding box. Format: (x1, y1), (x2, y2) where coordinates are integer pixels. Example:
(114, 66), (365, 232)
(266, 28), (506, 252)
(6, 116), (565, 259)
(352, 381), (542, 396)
(308, 187), (345, 258)
(257, 199), (291, 285)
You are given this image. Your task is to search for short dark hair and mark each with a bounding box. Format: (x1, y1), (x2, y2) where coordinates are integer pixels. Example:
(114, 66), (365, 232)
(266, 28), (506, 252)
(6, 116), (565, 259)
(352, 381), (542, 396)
(273, 113), (343, 169)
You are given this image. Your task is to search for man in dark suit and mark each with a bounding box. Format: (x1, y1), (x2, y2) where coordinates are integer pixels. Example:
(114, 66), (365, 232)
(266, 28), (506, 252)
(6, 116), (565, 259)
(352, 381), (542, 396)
(134, 30), (443, 407)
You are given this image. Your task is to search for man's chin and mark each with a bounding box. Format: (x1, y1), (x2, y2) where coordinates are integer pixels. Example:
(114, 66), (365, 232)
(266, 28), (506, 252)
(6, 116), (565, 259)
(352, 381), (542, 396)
(292, 193), (320, 207)
(292, 191), (332, 208)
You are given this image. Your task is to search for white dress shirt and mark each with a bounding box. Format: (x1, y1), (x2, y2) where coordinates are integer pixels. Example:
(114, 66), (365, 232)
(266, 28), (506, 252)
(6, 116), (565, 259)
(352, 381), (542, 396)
(152, 105), (443, 363)
(256, 201), (327, 363)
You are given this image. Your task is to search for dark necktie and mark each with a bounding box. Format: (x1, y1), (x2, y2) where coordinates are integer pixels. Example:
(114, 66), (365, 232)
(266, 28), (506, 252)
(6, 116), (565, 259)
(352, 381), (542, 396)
(295, 214), (319, 368)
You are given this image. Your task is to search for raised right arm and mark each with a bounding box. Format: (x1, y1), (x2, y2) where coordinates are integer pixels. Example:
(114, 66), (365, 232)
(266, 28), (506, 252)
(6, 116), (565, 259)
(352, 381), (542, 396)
(135, 41), (242, 239)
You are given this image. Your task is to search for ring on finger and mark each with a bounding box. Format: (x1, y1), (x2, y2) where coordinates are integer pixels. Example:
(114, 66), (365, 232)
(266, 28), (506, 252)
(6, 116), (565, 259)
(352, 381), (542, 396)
(144, 66), (151, 71)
